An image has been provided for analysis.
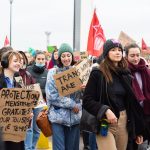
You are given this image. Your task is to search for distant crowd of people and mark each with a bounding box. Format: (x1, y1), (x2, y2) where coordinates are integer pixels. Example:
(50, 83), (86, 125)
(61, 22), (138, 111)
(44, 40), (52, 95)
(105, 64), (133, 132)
(0, 39), (150, 150)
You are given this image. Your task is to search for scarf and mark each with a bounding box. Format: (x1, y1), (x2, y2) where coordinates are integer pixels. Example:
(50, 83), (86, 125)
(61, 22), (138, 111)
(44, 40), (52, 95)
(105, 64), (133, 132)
(128, 58), (150, 102)
(33, 64), (45, 74)
(114, 69), (146, 136)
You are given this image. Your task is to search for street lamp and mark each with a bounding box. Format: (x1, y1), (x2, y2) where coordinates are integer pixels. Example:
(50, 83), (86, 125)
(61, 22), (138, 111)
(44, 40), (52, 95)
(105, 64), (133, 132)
(73, 0), (81, 51)
(45, 31), (51, 49)
(9, 0), (13, 46)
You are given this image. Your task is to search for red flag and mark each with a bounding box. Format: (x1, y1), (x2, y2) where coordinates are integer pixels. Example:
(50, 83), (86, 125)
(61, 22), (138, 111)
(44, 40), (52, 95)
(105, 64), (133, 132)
(87, 10), (106, 57)
(4, 36), (10, 47)
(142, 38), (148, 50)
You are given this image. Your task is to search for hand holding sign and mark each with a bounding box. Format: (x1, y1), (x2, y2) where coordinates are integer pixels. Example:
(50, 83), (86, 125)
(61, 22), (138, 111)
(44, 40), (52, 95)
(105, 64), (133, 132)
(53, 60), (91, 96)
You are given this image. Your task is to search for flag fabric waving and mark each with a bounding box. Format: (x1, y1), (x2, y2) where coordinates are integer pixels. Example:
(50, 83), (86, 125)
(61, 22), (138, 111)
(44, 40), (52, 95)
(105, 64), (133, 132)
(4, 36), (10, 47)
(142, 38), (148, 50)
(87, 10), (106, 57)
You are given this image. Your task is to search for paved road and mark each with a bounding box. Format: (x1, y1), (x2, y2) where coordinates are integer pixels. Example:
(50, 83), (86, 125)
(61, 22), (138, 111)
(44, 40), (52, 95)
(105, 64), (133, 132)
(37, 135), (84, 150)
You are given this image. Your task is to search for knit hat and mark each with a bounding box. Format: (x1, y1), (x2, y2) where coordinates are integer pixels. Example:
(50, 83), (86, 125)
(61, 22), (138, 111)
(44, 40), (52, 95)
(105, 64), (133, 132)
(58, 43), (73, 57)
(102, 39), (123, 58)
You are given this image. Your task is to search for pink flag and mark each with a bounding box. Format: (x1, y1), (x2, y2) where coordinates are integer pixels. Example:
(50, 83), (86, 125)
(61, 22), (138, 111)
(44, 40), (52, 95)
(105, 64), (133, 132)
(142, 38), (148, 50)
(4, 36), (10, 47)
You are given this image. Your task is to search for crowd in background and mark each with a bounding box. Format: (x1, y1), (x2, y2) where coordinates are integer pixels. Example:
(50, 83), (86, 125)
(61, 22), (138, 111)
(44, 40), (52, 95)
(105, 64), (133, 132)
(0, 40), (150, 150)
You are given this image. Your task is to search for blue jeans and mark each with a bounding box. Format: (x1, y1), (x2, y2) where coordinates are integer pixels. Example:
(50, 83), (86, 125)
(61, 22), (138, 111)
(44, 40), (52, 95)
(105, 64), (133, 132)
(82, 131), (97, 150)
(24, 107), (43, 150)
(52, 123), (80, 150)
(89, 133), (97, 150)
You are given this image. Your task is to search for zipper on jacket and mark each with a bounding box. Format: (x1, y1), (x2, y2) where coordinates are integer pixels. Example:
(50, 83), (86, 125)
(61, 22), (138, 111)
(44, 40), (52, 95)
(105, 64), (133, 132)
(69, 95), (71, 126)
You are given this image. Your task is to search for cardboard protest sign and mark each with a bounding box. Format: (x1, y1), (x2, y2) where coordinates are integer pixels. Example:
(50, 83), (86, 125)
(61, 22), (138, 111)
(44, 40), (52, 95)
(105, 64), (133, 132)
(23, 83), (43, 101)
(53, 67), (82, 96)
(75, 59), (91, 85)
(23, 83), (45, 107)
(118, 31), (136, 47)
(14, 78), (44, 107)
(80, 51), (88, 60)
(0, 88), (40, 142)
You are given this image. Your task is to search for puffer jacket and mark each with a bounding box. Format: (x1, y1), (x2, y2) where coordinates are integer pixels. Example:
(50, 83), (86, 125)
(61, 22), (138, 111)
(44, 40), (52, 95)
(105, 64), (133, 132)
(45, 67), (82, 127)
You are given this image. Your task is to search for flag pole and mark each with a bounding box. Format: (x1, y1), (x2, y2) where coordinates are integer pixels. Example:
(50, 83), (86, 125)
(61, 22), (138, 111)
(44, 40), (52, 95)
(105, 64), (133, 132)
(9, 0), (13, 46)
(73, 0), (81, 51)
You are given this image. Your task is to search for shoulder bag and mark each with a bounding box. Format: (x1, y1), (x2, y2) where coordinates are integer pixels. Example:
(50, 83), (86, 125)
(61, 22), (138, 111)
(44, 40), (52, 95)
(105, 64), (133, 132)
(80, 72), (104, 133)
(36, 109), (52, 137)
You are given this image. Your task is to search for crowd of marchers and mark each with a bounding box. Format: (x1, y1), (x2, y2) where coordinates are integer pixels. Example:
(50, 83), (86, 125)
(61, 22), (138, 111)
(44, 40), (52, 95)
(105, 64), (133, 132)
(0, 40), (150, 150)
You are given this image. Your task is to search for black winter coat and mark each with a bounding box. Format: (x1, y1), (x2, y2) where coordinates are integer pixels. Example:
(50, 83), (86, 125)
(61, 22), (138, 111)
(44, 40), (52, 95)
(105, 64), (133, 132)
(27, 65), (48, 99)
(83, 68), (145, 139)
(0, 74), (19, 89)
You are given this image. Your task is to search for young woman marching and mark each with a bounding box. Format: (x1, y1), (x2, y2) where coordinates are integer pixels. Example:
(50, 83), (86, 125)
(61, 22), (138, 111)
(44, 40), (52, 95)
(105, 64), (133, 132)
(125, 43), (150, 149)
(0, 51), (24, 150)
(46, 43), (82, 150)
(83, 39), (145, 150)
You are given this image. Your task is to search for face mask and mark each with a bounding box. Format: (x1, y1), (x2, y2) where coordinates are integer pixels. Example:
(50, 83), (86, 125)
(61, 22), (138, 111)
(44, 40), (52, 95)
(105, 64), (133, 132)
(35, 63), (45, 67)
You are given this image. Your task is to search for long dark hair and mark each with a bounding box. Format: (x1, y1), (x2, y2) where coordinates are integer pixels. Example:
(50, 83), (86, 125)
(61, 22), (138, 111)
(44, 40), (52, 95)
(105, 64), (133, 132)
(51, 49), (58, 65)
(99, 55), (128, 83)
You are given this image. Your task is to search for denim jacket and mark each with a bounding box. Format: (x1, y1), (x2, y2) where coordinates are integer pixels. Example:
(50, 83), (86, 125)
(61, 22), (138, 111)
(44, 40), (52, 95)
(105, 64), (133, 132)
(45, 67), (82, 126)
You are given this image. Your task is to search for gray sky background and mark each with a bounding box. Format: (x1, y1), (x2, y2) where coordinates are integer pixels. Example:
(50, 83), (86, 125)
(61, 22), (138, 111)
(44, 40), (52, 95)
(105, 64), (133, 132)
(0, 0), (150, 51)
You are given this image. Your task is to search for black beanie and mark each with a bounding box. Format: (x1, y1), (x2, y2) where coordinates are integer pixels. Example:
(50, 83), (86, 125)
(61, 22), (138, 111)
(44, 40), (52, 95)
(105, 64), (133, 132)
(102, 39), (123, 58)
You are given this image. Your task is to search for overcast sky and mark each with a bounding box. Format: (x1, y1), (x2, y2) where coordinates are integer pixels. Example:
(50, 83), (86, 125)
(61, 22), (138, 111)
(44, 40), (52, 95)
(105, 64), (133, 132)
(0, 0), (150, 51)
